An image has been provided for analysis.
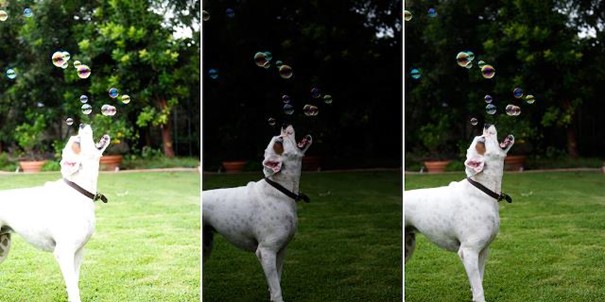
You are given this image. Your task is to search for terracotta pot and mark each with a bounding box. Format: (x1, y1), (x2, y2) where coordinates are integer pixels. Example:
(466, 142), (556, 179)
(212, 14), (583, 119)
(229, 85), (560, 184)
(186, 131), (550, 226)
(100, 155), (123, 171)
(19, 160), (47, 173)
(504, 155), (526, 171)
(423, 160), (451, 174)
(302, 156), (321, 171)
(222, 160), (246, 173)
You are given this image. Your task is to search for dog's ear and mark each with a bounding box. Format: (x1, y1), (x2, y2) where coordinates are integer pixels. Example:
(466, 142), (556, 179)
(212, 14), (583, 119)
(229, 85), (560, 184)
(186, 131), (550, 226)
(464, 156), (485, 176)
(262, 156), (282, 175)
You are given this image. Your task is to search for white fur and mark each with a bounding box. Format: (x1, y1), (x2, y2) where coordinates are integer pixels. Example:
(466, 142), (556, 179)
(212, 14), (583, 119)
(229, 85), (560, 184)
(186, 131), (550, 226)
(0, 124), (110, 302)
(203, 125), (312, 302)
(405, 125), (514, 302)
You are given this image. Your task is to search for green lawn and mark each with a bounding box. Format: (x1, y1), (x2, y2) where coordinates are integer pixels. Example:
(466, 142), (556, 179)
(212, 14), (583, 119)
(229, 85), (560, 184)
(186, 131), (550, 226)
(0, 171), (200, 301)
(405, 171), (605, 302)
(202, 171), (402, 302)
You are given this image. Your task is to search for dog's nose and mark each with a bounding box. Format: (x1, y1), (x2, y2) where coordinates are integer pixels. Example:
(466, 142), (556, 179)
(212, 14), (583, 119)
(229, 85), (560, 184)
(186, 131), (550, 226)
(79, 123), (85, 129)
(483, 123), (492, 130)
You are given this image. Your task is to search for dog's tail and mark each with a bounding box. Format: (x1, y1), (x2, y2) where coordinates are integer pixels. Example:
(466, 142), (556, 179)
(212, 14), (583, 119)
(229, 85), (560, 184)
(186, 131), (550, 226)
(404, 227), (416, 263)
(203, 225), (214, 263)
(0, 233), (11, 264)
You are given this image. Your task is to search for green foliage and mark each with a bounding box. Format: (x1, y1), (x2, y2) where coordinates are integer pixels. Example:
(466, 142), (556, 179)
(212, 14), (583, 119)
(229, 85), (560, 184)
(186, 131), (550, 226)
(14, 112), (48, 159)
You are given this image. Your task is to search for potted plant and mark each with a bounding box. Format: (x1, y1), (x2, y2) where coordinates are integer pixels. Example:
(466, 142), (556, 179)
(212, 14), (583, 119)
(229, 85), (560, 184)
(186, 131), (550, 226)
(90, 114), (135, 171)
(419, 119), (454, 173)
(14, 113), (49, 172)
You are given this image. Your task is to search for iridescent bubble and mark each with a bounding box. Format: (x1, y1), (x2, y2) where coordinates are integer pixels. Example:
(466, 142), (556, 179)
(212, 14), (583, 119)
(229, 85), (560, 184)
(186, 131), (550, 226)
(62, 51), (71, 62)
(278, 65), (293, 79)
(108, 88), (119, 98)
(225, 8), (235, 18)
(481, 64), (495, 79)
(410, 68), (421, 80)
(303, 104), (319, 117)
(323, 95), (333, 104)
(478, 60), (486, 68)
(80, 95), (88, 103)
(513, 87), (523, 98)
(264, 51), (273, 62)
(0, 10), (8, 22)
(254, 52), (268, 67)
(262, 62), (271, 69)
(283, 104), (294, 115)
(525, 94), (535, 104)
(267, 117), (276, 126)
(466, 51), (475, 62)
(465, 62), (473, 69)
(52, 51), (65, 67)
(101, 104), (117, 116)
(208, 68), (219, 79)
(73, 60), (81, 68)
(275, 60), (284, 67)
(486, 103), (497, 115)
(404, 10), (412, 21)
(65, 118), (74, 126)
(470, 117), (478, 126)
(427, 8), (437, 17)
(121, 95), (131, 104)
(23, 8), (33, 18)
(202, 10), (210, 21)
(77, 65), (91, 79)
(311, 88), (321, 99)
(6, 69), (16, 79)
(484, 95), (493, 103)
(505, 104), (521, 116)
(61, 62), (69, 69)
(456, 52), (470, 67)
(282, 95), (291, 104)
(81, 104), (92, 115)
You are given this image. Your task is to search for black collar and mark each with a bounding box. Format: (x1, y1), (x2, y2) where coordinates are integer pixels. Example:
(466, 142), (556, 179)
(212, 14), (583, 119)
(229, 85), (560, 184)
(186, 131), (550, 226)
(466, 177), (512, 203)
(263, 177), (310, 203)
(64, 178), (108, 203)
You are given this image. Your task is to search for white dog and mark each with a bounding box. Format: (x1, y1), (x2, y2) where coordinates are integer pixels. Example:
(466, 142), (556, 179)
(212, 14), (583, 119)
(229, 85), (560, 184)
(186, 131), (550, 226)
(203, 125), (312, 302)
(0, 124), (110, 302)
(405, 124), (514, 302)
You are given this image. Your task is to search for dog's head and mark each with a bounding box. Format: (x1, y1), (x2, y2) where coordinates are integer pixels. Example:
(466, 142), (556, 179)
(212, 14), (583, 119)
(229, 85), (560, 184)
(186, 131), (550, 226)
(262, 125), (312, 177)
(60, 124), (111, 178)
(464, 124), (514, 177)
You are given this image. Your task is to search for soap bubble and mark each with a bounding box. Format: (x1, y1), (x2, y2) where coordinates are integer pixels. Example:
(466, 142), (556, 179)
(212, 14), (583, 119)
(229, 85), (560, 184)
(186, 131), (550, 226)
(52, 51), (66, 67)
(470, 117), (478, 126)
(108, 88), (119, 98)
(61, 62), (69, 69)
(65, 118), (74, 126)
(267, 117), (276, 126)
(208, 68), (219, 79)
(101, 104), (117, 116)
(303, 104), (319, 116)
(264, 51), (273, 62)
(466, 51), (475, 62)
(481, 64), (495, 79)
(121, 95), (131, 104)
(486, 103), (496, 115)
(282, 95), (291, 104)
(278, 65), (293, 79)
(62, 51), (71, 62)
(80, 95), (88, 103)
(323, 95), (333, 104)
(478, 60), (486, 68)
(202, 10), (210, 21)
(254, 52), (269, 67)
(505, 104), (521, 116)
(77, 65), (91, 79)
(73, 60), (81, 68)
(410, 68), (421, 79)
(225, 8), (235, 18)
(283, 104), (294, 115)
(311, 88), (321, 98)
(484, 95), (493, 103)
(456, 51), (470, 67)
(0, 10), (8, 22)
(465, 62), (473, 69)
(404, 10), (412, 21)
(6, 69), (16, 79)
(513, 87), (523, 98)
(427, 8), (437, 17)
(275, 60), (284, 67)
(81, 104), (92, 115)
(525, 94), (535, 104)
(23, 8), (33, 18)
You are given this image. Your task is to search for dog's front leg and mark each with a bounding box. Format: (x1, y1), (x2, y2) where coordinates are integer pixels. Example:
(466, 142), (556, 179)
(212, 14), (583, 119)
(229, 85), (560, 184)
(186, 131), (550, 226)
(276, 247), (287, 283)
(458, 246), (486, 302)
(256, 246), (284, 302)
(54, 245), (82, 302)
(478, 247), (489, 283)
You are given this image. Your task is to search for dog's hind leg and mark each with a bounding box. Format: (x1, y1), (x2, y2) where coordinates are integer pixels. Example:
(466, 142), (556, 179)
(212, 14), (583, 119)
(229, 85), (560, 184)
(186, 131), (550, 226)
(54, 245), (82, 302)
(404, 228), (416, 263)
(458, 246), (485, 302)
(203, 226), (214, 263)
(0, 233), (11, 264)
(256, 246), (283, 302)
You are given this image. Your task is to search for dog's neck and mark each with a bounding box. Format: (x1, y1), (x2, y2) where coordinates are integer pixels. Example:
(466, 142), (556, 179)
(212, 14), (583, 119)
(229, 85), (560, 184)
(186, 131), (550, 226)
(65, 163), (100, 194)
(266, 161), (303, 194)
(470, 161), (504, 194)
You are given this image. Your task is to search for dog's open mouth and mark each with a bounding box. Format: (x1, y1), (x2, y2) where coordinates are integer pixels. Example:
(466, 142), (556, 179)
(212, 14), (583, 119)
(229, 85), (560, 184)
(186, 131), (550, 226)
(297, 135), (312, 149)
(499, 134), (514, 149)
(96, 134), (110, 150)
